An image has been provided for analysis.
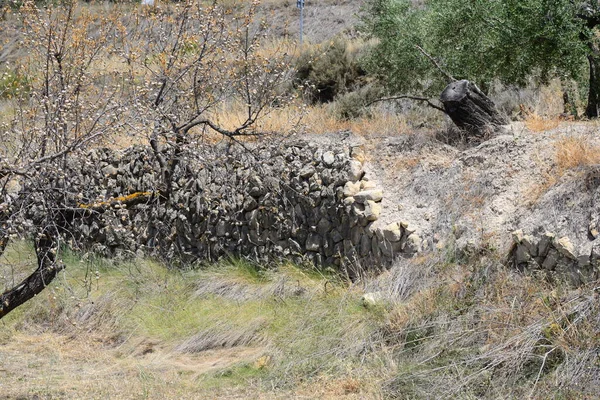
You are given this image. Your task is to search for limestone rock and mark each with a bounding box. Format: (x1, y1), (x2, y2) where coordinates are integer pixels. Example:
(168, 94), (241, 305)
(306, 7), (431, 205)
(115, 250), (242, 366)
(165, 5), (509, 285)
(348, 160), (363, 181)
(360, 180), (377, 190)
(555, 236), (576, 260)
(361, 291), (384, 307)
(322, 151), (335, 166)
(364, 200), (381, 222)
(343, 181), (361, 197)
(404, 233), (422, 254)
(400, 221), (416, 235)
(382, 222), (402, 242)
(354, 189), (383, 204)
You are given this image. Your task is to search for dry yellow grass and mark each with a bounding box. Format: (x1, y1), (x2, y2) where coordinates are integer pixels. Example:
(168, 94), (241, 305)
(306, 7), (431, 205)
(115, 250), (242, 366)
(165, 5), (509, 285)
(524, 112), (561, 132)
(525, 134), (600, 205)
(208, 102), (413, 137)
(554, 135), (600, 172)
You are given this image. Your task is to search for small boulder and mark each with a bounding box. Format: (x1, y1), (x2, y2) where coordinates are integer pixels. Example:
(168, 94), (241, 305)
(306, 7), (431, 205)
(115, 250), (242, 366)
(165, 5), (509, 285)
(555, 236), (576, 260)
(343, 181), (361, 197)
(361, 291), (385, 308)
(354, 189), (383, 204)
(348, 160), (363, 181)
(383, 222), (402, 242)
(322, 151), (335, 166)
(364, 200), (381, 222)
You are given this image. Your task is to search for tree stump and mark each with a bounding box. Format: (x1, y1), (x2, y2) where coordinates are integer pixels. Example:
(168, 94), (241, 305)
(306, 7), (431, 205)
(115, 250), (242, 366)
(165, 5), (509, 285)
(440, 80), (508, 133)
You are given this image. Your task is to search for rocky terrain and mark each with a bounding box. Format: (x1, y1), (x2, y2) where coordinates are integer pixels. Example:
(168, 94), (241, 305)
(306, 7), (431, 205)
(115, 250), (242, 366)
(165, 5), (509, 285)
(10, 122), (599, 284)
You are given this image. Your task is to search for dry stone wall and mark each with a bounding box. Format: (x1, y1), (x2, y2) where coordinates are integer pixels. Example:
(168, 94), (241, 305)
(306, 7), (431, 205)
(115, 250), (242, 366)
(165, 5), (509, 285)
(58, 140), (422, 272)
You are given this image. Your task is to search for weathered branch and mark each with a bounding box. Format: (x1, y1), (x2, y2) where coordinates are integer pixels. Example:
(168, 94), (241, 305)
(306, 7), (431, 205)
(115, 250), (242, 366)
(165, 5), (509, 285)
(0, 230), (62, 319)
(366, 95), (447, 113)
(415, 45), (456, 83)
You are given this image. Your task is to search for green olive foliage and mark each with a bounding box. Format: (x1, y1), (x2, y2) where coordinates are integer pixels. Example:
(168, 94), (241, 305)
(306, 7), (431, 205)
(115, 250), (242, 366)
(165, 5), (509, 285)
(362, 0), (592, 102)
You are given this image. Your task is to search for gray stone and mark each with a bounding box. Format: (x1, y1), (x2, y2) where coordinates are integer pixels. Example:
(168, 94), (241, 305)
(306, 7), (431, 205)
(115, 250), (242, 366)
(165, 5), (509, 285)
(216, 221), (227, 237)
(306, 234), (321, 252)
(343, 197), (355, 206)
(542, 249), (559, 271)
(515, 244), (531, 264)
(343, 181), (361, 197)
(351, 226), (363, 246)
(348, 160), (363, 181)
(364, 200), (381, 222)
(538, 232), (555, 258)
(382, 222), (402, 242)
(555, 236), (576, 259)
(103, 165), (118, 177)
(404, 234), (422, 254)
(400, 221), (416, 235)
(359, 234), (371, 257)
(354, 189), (383, 204)
(322, 151), (335, 166)
(317, 218), (331, 236)
(299, 165), (316, 179)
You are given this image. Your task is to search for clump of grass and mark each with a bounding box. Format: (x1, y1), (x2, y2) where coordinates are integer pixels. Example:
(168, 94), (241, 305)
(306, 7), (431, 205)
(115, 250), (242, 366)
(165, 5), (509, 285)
(525, 112), (561, 132)
(554, 135), (600, 172)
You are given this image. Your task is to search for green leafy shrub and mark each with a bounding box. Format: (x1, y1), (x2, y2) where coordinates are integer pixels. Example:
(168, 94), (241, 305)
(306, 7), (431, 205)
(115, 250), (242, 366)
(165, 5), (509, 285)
(295, 38), (368, 104)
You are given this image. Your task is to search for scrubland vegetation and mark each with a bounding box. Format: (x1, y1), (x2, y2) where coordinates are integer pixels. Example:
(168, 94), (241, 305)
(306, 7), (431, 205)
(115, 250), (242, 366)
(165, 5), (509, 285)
(2, 0), (600, 399)
(3, 240), (600, 398)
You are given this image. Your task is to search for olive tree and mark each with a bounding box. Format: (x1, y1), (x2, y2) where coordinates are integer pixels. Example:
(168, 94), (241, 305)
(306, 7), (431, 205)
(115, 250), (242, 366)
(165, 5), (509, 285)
(363, 0), (600, 117)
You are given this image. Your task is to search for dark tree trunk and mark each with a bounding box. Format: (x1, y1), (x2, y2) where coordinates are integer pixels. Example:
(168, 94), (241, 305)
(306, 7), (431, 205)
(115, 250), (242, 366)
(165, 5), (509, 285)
(440, 80), (508, 133)
(586, 53), (600, 118)
(0, 231), (62, 319)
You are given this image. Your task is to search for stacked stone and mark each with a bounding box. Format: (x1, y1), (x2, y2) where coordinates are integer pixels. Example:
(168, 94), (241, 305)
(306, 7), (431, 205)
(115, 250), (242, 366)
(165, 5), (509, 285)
(511, 229), (600, 285)
(45, 140), (413, 270)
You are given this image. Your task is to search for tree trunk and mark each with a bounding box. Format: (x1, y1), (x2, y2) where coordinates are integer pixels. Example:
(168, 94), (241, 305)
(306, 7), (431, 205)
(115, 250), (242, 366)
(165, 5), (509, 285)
(586, 53), (600, 118)
(440, 80), (508, 133)
(0, 231), (62, 319)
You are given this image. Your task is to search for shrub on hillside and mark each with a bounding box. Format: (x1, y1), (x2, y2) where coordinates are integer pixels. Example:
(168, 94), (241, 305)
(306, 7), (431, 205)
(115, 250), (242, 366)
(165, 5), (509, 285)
(329, 83), (383, 120)
(295, 38), (368, 104)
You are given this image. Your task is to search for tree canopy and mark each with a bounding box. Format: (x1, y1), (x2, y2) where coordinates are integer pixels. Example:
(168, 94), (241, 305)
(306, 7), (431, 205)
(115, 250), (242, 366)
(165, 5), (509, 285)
(362, 0), (600, 117)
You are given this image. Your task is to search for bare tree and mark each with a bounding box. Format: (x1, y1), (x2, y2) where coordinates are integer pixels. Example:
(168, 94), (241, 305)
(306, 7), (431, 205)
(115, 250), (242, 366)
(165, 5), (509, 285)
(0, 0), (128, 318)
(121, 0), (292, 200)
(0, 0), (293, 319)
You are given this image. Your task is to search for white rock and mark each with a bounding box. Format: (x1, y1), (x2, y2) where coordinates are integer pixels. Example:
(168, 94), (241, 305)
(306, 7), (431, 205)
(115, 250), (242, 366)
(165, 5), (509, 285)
(343, 181), (361, 197)
(400, 221), (416, 235)
(354, 189), (383, 204)
(322, 151), (335, 166)
(360, 180), (377, 190)
(555, 236), (576, 260)
(348, 160), (363, 181)
(361, 291), (384, 307)
(383, 222), (402, 242)
(364, 200), (381, 221)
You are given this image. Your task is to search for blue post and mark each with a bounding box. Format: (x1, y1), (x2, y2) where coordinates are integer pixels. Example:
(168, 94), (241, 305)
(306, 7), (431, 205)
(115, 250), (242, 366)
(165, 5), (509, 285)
(297, 0), (305, 45)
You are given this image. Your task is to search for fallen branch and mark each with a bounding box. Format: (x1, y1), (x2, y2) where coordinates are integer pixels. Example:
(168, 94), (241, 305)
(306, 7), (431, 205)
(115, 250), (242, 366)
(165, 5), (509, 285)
(365, 95), (447, 113)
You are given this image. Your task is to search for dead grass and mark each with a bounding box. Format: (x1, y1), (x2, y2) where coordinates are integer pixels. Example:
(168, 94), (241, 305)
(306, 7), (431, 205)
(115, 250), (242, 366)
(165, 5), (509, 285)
(554, 135), (600, 172)
(524, 112), (561, 132)
(2, 241), (600, 398)
(525, 133), (600, 205)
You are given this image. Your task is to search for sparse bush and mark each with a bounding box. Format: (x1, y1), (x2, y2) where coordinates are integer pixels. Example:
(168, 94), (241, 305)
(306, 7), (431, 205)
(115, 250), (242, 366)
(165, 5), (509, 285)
(294, 38), (368, 104)
(328, 83), (382, 120)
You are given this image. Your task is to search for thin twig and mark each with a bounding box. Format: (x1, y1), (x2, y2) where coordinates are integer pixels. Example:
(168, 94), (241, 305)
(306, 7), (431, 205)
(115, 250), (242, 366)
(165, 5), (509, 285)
(415, 45), (455, 83)
(366, 95), (447, 113)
